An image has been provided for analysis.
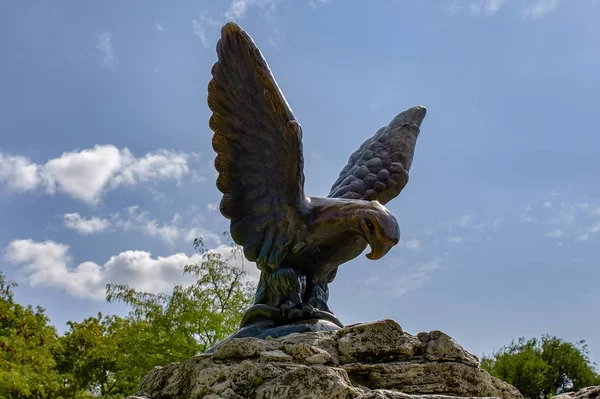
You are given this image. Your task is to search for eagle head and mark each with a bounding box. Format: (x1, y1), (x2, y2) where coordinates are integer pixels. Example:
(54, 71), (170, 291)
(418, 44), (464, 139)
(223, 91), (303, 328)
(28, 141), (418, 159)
(360, 201), (400, 260)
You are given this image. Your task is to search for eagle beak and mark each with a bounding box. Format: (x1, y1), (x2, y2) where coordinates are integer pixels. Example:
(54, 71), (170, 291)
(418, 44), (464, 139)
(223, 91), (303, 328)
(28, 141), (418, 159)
(366, 240), (394, 260)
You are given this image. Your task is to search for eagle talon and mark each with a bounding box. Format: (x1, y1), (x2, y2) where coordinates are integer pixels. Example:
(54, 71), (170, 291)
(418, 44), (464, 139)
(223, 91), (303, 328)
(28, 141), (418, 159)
(287, 308), (304, 320)
(280, 300), (294, 318)
(301, 303), (315, 318)
(280, 300), (304, 320)
(280, 300), (317, 320)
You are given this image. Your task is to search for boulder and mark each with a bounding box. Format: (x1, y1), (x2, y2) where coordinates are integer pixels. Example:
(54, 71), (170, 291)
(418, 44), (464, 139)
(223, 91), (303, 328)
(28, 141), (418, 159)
(129, 319), (522, 399)
(554, 386), (600, 399)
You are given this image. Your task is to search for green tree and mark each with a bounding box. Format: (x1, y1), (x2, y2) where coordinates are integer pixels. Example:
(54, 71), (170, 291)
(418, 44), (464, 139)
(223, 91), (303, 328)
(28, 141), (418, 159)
(0, 273), (60, 399)
(482, 335), (600, 399)
(105, 235), (254, 391)
(55, 313), (137, 398)
(1, 236), (253, 398)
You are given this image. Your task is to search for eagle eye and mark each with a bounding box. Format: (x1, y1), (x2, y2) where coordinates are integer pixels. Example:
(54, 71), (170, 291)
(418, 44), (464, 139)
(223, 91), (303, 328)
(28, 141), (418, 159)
(364, 218), (375, 233)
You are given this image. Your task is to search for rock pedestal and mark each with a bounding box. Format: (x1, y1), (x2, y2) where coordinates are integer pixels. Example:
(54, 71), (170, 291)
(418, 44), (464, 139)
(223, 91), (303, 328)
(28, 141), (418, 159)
(554, 386), (600, 399)
(131, 319), (523, 399)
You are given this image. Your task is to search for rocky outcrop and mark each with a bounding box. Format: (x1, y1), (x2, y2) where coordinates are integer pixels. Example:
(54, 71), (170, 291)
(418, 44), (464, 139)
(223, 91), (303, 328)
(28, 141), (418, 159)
(554, 386), (600, 399)
(130, 319), (522, 399)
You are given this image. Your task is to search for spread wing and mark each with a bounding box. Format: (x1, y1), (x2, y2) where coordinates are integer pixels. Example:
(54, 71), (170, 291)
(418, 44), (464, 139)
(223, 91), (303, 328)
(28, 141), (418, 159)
(208, 22), (308, 271)
(328, 106), (426, 204)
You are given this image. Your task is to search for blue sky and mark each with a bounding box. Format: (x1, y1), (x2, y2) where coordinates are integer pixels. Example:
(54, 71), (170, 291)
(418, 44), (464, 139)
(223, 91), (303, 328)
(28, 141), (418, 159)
(1, 0), (599, 365)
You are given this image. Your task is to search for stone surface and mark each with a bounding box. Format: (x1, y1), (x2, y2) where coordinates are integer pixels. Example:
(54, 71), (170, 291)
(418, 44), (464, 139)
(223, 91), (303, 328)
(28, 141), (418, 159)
(131, 319), (522, 399)
(554, 386), (600, 399)
(357, 393), (501, 399)
(259, 350), (292, 362)
(206, 319), (342, 353)
(337, 320), (420, 364)
(343, 362), (515, 397)
(423, 330), (480, 366)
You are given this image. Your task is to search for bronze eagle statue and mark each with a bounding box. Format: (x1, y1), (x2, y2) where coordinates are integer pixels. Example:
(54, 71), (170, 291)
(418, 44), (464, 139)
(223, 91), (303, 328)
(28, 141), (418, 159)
(207, 22), (426, 339)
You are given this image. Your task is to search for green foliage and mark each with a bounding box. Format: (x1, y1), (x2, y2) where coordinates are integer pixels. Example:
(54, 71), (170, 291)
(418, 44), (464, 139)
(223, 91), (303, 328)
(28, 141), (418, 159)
(0, 273), (60, 399)
(0, 235), (254, 398)
(482, 335), (600, 399)
(55, 313), (137, 397)
(104, 235), (255, 391)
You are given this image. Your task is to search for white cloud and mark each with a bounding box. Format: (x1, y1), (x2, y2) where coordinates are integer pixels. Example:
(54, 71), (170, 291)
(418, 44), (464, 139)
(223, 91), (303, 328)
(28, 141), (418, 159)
(588, 223), (600, 234)
(63, 213), (110, 235)
(60, 205), (221, 247)
(225, 0), (251, 20)
(389, 259), (441, 297)
(225, 0), (284, 48)
(4, 239), (200, 300)
(0, 146), (192, 204)
(521, 206), (537, 223)
(442, 211), (504, 238)
(184, 227), (223, 247)
(523, 0), (560, 20)
(420, 194), (600, 247)
(443, 0), (561, 20)
(492, 217), (504, 228)
(549, 202), (577, 225)
(0, 154), (50, 192)
(110, 149), (189, 188)
(209, 243), (260, 281)
(114, 206), (179, 245)
(425, 194), (600, 247)
(145, 220), (180, 244)
(5, 239), (258, 300)
(520, 196), (600, 243)
(470, 0), (506, 16)
(192, 12), (220, 48)
(577, 234), (590, 242)
(5, 240), (99, 298)
(225, 0), (281, 20)
(458, 212), (476, 227)
(193, 1), (286, 49)
(546, 228), (564, 238)
(445, 1), (464, 15)
(207, 202), (219, 212)
(112, 206), (222, 246)
(171, 213), (182, 224)
(401, 238), (422, 250)
(95, 32), (118, 71)
(308, 0), (330, 9)
(155, 24), (163, 31)
(44, 145), (122, 203)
